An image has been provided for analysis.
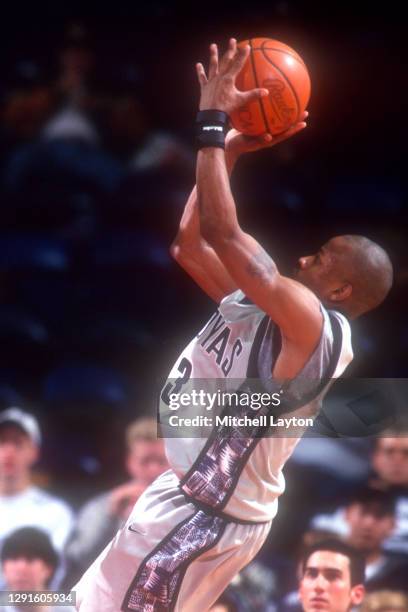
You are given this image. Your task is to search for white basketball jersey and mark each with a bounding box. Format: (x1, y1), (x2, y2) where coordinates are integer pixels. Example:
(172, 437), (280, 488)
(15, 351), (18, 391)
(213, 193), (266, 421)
(162, 289), (353, 522)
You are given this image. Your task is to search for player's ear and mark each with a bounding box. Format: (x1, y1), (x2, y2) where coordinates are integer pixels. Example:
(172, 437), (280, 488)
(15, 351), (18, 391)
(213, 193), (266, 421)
(350, 583), (365, 606)
(329, 282), (352, 302)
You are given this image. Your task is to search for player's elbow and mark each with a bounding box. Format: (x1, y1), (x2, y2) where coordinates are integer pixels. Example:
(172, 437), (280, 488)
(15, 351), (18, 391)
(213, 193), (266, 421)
(170, 239), (184, 262)
(170, 236), (196, 264)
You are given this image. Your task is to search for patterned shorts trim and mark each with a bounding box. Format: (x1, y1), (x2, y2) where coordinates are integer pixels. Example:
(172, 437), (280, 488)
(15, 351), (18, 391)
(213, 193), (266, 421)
(121, 509), (226, 611)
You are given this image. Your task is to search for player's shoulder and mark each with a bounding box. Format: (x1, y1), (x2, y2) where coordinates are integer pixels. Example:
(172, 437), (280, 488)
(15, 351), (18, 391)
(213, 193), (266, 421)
(219, 288), (273, 312)
(218, 288), (264, 317)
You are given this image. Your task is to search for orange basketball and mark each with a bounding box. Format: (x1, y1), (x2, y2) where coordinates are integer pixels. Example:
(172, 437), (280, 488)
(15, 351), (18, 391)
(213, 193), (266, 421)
(230, 38), (311, 136)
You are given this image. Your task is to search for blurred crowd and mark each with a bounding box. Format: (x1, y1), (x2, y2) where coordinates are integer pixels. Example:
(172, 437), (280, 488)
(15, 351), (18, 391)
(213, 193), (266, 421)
(0, 9), (407, 612)
(2, 408), (408, 610)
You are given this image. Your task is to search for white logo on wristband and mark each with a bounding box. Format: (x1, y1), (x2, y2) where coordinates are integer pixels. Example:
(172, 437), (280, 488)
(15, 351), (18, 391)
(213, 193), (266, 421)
(202, 126), (223, 132)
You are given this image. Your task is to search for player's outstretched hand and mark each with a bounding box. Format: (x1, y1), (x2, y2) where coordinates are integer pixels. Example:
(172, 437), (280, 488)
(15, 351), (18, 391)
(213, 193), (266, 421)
(226, 111), (308, 159)
(196, 38), (269, 113)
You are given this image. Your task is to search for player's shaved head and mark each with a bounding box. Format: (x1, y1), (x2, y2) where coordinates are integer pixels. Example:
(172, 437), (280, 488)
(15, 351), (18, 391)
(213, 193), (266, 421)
(331, 235), (393, 317)
(296, 235), (393, 319)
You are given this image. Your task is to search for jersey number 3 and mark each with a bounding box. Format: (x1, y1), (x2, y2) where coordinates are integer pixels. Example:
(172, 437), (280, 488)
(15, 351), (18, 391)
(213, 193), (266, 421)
(161, 357), (192, 406)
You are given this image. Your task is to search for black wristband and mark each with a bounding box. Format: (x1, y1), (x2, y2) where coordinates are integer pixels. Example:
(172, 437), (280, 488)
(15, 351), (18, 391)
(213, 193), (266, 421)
(196, 110), (229, 150)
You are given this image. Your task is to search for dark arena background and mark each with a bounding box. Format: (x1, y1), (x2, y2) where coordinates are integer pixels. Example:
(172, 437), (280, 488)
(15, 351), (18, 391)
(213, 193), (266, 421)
(0, 1), (407, 608)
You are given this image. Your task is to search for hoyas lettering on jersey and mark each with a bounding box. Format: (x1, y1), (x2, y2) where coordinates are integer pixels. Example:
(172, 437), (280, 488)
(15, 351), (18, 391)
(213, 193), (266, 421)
(198, 312), (243, 377)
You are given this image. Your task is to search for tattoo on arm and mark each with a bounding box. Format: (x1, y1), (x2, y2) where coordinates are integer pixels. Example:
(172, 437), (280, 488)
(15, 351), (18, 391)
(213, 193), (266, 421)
(246, 248), (278, 285)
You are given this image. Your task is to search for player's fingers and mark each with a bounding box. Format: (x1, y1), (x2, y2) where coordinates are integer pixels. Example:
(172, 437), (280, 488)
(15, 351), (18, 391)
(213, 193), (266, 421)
(248, 133), (274, 150)
(239, 87), (269, 105)
(245, 132), (274, 151)
(229, 44), (250, 77)
(291, 121), (307, 133)
(302, 110), (309, 120)
(220, 37), (237, 71)
(284, 122), (307, 137)
(227, 37), (237, 61)
(208, 44), (219, 78)
(196, 63), (208, 86)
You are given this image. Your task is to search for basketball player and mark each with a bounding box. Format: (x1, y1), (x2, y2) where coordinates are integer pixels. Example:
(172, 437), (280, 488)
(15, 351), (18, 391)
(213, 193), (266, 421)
(74, 39), (393, 611)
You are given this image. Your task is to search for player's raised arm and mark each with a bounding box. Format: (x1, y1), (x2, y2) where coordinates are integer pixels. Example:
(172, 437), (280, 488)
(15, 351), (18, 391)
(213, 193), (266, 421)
(171, 38), (311, 305)
(170, 161), (237, 303)
(171, 129), (288, 303)
(172, 120), (309, 303)
(195, 39), (322, 350)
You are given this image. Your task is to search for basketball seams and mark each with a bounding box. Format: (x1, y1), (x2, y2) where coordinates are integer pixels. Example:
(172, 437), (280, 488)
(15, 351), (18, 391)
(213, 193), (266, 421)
(259, 49), (301, 122)
(260, 39), (306, 67)
(259, 44), (306, 68)
(233, 38), (308, 135)
(248, 38), (270, 134)
(243, 38), (307, 68)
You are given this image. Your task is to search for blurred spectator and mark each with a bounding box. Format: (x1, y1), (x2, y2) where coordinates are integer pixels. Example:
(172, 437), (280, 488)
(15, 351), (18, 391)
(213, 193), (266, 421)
(129, 131), (194, 173)
(63, 417), (168, 586)
(298, 539), (366, 612)
(3, 24), (121, 201)
(344, 487), (408, 592)
(372, 436), (408, 487)
(1, 23), (97, 146)
(361, 590), (408, 611)
(0, 407), (74, 588)
(1, 527), (75, 611)
(217, 559), (277, 612)
(279, 530), (350, 611)
(3, 23), (193, 208)
(311, 435), (408, 554)
(55, 24), (95, 104)
(284, 488), (408, 609)
(371, 436), (408, 554)
(42, 24), (99, 146)
(268, 437), (373, 555)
